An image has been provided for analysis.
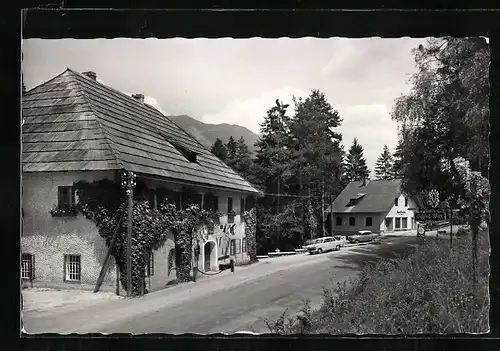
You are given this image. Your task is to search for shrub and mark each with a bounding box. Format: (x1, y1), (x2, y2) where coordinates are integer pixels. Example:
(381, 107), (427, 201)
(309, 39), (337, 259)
(267, 232), (490, 334)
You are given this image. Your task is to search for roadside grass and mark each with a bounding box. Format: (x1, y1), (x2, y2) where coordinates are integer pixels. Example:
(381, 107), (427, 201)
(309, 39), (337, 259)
(265, 231), (490, 334)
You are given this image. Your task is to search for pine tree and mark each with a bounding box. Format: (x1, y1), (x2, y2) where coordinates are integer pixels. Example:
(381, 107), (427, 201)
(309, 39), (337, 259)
(232, 136), (254, 180)
(210, 138), (227, 162)
(288, 90), (344, 239)
(225, 136), (238, 169)
(392, 138), (404, 179)
(254, 99), (290, 193)
(343, 138), (370, 183)
(375, 145), (394, 180)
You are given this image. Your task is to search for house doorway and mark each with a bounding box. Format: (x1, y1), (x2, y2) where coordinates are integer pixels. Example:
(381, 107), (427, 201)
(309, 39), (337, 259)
(385, 217), (394, 232)
(204, 241), (215, 272)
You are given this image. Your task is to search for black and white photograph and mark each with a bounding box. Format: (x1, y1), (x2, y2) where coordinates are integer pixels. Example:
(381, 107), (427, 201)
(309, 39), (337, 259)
(21, 35), (490, 335)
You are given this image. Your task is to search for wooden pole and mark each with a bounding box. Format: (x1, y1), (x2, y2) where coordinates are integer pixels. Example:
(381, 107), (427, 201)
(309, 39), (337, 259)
(331, 197), (334, 235)
(127, 173), (133, 297)
(94, 207), (125, 293)
(115, 263), (120, 296)
(450, 208), (453, 248)
(321, 181), (325, 237)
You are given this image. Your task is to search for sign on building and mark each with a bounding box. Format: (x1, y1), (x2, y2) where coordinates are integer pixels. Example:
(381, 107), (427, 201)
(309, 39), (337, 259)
(415, 209), (446, 222)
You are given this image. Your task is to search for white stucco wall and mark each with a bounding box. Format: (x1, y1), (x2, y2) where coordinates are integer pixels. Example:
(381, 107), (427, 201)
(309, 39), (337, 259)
(21, 171), (117, 287)
(332, 212), (385, 235)
(385, 194), (417, 231)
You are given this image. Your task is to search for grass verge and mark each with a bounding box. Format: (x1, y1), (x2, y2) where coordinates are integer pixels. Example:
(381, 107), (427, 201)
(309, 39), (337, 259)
(265, 231), (490, 334)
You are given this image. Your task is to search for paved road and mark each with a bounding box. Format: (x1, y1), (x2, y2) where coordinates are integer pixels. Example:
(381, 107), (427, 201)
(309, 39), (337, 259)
(24, 236), (420, 335)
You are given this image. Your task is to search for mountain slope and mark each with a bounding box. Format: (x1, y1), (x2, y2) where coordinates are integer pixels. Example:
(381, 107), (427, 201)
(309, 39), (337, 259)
(169, 115), (260, 155)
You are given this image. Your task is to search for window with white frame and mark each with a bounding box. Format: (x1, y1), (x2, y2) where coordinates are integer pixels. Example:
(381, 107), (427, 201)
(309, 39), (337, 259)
(21, 253), (34, 280)
(402, 217), (408, 229)
(242, 237), (247, 253)
(236, 239), (242, 254)
(64, 254), (81, 282)
(395, 218), (401, 230)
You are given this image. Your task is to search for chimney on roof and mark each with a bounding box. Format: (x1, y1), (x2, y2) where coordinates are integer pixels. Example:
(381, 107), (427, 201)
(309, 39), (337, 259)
(82, 71), (97, 80)
(132, 93), (145, 104)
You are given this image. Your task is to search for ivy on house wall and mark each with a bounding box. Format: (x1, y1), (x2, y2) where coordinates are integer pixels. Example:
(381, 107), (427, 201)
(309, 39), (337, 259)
(242, 208), (257, 261)
(70, 177), (222, 295)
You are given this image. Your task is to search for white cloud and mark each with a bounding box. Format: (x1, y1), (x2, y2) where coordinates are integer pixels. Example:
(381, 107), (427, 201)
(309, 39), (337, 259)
(336, 103), (399, 175)
(144, 96), (169, 116)
(201, 87), (308, 133)
(122, 91), (169, 116)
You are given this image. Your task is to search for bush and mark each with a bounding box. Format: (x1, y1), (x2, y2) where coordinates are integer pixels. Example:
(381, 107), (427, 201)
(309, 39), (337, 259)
(267, 233), (490, 334)
(456, 228), (470, 237)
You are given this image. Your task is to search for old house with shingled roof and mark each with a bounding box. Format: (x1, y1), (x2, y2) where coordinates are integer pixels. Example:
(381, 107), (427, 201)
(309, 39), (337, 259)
(326, 179), (419, 235)
(21, 68), (261, 291)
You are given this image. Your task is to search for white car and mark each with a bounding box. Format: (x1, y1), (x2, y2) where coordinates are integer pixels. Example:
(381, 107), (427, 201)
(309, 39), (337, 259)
(305, 236), (345, 255)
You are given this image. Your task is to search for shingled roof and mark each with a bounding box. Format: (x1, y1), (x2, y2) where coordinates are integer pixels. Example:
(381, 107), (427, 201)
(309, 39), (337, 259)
(22, 69), (260, 195)
(327, 179), (403, 214)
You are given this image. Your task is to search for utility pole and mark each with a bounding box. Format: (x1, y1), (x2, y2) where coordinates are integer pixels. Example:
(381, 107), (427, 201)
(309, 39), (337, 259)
(450, 208), (453, 248)
(321, 181), (325, 237)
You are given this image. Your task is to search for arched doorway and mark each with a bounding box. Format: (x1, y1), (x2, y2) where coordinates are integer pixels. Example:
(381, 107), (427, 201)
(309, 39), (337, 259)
(204, 241), (216, 272)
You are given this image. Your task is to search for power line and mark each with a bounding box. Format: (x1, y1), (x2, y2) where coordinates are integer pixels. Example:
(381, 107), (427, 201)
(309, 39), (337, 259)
(260, 191), (335, 199)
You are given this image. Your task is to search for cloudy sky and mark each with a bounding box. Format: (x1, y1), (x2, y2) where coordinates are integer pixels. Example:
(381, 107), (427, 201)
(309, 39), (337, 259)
(22, 37), (428, 173)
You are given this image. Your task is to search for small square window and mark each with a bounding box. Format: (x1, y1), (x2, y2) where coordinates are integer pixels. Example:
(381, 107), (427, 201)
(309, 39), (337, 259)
(336, 217), (342, 226)
(21, 253), (35, 280)
(349, 217), (356, 226)
(64, 254), (81, 282)
(366, 217), (373, 226)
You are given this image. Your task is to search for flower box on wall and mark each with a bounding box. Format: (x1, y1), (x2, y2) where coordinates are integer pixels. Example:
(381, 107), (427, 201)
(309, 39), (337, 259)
(49, 205), (77, 218)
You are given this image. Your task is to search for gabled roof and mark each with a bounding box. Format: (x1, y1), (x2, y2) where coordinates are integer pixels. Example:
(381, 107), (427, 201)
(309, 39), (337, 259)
(22, 69), (260, 195)
(327, 179), (403, 214)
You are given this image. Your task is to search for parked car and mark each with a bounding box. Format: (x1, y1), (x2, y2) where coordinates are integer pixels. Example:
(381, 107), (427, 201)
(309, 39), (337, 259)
(333, 235), (347, 247)
(302, 239), (315, 249)
(305, 236), (344, 254)
(347, 230), (379, 244)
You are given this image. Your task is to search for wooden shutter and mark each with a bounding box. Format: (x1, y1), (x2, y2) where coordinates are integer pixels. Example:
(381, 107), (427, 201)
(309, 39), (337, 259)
(70, 186), (75, 207)
(31, 254), (35, 280)
(57, 187), (64, 209)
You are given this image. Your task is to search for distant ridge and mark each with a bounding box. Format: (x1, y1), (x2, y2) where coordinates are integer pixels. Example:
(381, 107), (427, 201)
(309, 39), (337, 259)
(169, 115), (260, 155)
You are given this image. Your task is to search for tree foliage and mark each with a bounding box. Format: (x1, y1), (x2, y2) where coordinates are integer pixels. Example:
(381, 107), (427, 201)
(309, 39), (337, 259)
(391, 37), (490, 204)
(450, 157), (490, 288)
(225, 136), (238, 168)
(252, 92), (344, 252)
(210, 138), (227, 162)
(343, 138), (370, 183)
(375, 145), (395, 180)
